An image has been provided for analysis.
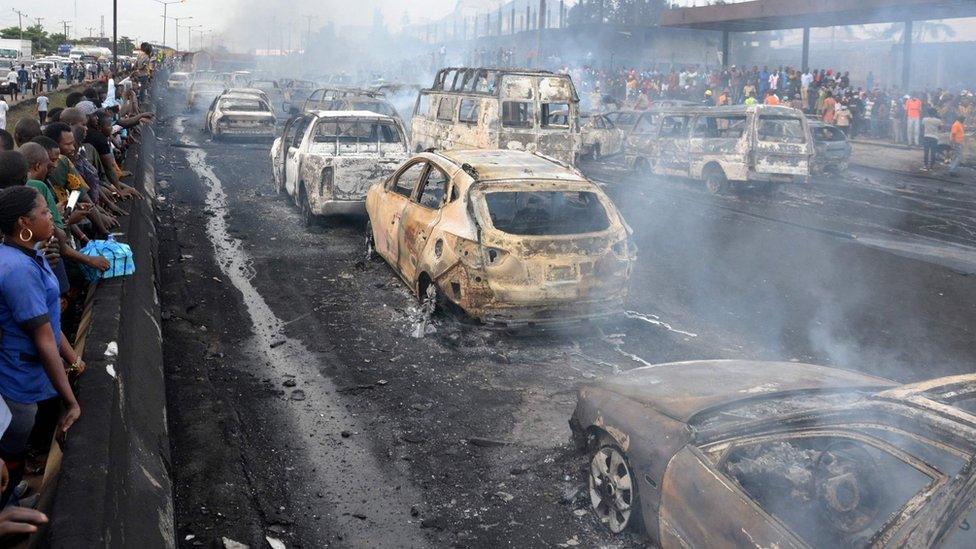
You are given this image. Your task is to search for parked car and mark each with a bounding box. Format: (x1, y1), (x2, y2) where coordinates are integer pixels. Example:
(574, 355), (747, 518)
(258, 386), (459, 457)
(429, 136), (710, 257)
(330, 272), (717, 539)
(186, 80), (226, 112)
(571, 360), (976, 547)
(603, 110), (643, 134)
(301, 88), (401, 120)
(249, 79), (284, 113)
(809, 119), (851, 174)
(270, 110), (409, 225)
(205, 91), (277, 140)
(365, 149), (636, 326)
(623, 104), (814, 194)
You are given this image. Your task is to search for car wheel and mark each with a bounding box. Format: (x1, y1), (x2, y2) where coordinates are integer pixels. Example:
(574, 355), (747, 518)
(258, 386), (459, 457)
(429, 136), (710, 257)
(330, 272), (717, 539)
(589, 442), (642, 535)
(633, 157), (650, 176)
(364, 220), (378, 262)
(299, 185), (316, 227)
(704, 166), (730, 195)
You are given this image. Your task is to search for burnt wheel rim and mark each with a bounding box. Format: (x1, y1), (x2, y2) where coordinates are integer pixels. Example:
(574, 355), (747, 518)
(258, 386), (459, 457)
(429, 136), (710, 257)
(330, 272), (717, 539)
(589, 446), (634, 533)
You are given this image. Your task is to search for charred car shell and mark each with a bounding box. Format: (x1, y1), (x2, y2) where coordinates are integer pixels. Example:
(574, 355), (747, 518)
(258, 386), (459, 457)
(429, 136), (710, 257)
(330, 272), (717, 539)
(271, 110), (409, 225)
(570, 360), (976, 548)
(206, 90), (277, 140)
(365, 149), (635, 326)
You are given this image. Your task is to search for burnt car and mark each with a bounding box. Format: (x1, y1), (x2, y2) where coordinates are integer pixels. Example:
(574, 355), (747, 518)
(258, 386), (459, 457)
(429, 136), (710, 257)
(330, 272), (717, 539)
(186, 80), (226, 112)
(571, 360), (976, 548)
(580, 113), (624, 160)
(809, 119), (851, 174)
(365, 149), (636, 326)
(205, 91), (277, 140)
(281, 79), (318, 115)
(270, 110), (409, 225)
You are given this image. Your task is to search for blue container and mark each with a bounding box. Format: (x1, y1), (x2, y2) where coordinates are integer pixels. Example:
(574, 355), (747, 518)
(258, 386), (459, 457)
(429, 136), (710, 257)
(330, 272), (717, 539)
(80, 234), (135, 282)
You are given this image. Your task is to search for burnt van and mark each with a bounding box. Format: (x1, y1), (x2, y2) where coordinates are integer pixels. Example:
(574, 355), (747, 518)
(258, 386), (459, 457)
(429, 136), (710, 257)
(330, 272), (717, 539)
(410, 67), (582, 165)
(623, 104), (813, 193)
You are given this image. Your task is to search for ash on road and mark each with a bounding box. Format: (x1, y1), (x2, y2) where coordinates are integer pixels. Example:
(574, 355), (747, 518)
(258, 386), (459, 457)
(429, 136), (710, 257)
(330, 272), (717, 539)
(154, 93), (976, 548)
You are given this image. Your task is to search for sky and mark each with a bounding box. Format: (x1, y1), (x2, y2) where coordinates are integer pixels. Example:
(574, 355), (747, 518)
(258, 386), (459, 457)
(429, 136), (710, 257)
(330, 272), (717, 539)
(1, 1), (973, 49)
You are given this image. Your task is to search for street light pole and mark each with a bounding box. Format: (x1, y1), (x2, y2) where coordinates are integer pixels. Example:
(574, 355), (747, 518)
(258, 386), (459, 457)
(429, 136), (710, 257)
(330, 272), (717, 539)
(153, 0), (182, 48)
(112, 0), (117, 72)
(186, 25), (202, 52)
(168, 16), (193, 52)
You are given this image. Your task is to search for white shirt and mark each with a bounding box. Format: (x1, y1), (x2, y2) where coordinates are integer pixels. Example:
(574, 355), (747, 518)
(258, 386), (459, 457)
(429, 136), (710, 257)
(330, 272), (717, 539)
(6, 71), (17, 84)
(0, 100), (8, 121)
(37, 96), (49, 111)
(769, 73), (779, 90)
(0, 397), (10, 437)
(801, 72), (813, 89)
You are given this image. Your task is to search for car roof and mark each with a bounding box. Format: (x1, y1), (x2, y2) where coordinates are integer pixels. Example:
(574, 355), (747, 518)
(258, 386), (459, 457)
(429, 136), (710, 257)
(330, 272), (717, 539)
(432, 149), (584, 182)
(592, 360), (897, 422)
(309, 110), (400, 121)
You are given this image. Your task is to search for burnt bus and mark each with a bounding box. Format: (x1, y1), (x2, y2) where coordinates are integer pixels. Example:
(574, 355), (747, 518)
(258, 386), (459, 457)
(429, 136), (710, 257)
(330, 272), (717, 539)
(410, 67), (582, 165)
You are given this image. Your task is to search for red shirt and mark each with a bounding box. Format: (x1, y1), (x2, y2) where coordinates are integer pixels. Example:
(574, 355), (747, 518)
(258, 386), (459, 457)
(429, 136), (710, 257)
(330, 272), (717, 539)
(905, 98), (922, 119)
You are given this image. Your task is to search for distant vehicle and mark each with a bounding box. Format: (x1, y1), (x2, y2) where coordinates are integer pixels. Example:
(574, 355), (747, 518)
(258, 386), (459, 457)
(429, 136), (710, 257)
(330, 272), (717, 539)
(579, 113), (625, 160)
(603, 110), (643, 134)
(365, 149), (635, 326)
(301, 89), (402, 120)
(808, 120), (851, 174)
(248, 79), (284, 112)
(221, 88), (273, 109)
(205, 91), (276, 140)
(270, 110), (409, 225)
(572, 360), (976, 548)
(190, 70), (220, 82)
(186, 80), (226, 111)
(623, 104), (814, 194)
(280, 79), (317, 115)
(167, 72), (191, 91)
(410, 67), (582, 166)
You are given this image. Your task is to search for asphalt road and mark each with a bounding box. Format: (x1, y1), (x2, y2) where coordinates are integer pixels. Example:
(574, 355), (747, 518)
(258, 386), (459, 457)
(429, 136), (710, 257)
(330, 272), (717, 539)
(154, 92), (976, 548)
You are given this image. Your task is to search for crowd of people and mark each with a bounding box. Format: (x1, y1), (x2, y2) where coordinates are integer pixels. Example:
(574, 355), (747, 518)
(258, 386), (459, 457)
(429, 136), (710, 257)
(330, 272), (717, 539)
(565, 63), (969, 173)
(0, 42), (155, 536)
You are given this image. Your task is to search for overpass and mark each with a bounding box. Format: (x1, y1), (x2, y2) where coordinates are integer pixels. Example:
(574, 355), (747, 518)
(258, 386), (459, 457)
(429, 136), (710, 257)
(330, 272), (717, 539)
(660, 0), (976, 87)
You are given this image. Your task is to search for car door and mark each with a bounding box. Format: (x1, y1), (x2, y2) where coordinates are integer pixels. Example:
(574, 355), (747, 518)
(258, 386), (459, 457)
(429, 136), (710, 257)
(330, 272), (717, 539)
(275, 118), (300, 186)
(397, 161), (450, 287)
(657, 115), (691, 175)
(285, 115), (312, 197)
(374, 160), (428, 270)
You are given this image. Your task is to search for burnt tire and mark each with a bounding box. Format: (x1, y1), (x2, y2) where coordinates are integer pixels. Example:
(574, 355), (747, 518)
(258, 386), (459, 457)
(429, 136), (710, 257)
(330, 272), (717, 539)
(364, 220), (378, 262)
(588, 438), (644, 535)
(633, 157), (651, 176)
(704, 166), (730, 195)
(298, 185), (316, 227)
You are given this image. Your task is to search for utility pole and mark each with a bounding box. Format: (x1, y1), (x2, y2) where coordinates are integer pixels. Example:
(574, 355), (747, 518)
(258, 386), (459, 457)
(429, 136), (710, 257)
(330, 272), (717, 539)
(112, 0), (117, 72)
(34, 17), (44, 28)
(100, 15), (105, 37)
(186, 24), (201, 52)
(86, 26), (97, 39)
(153, 0), (182, 49)
(12, 8), (27, 39)
(169, 16), (193, 52)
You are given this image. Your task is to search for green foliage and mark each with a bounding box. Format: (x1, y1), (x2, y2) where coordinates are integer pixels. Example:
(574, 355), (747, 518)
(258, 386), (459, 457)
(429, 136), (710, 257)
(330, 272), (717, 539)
(0, 24), (75, 54)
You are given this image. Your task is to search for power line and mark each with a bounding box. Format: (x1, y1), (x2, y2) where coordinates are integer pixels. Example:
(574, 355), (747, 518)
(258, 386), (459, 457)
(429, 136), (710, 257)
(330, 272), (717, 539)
(11, 8), (28, 39)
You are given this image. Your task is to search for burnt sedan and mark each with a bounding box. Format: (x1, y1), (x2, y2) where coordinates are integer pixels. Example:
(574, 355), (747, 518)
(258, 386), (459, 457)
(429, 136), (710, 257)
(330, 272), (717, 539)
(571, 360), (976, 547)
(365, 149), (636, 326)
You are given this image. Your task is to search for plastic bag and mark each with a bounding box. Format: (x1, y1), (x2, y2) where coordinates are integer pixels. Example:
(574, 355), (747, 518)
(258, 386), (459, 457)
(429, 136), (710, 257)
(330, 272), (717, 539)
(79, 234), (135, 282)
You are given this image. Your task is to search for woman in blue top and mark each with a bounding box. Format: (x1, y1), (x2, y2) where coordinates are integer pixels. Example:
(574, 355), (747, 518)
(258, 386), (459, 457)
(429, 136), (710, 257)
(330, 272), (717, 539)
(0, 186), (83, 503)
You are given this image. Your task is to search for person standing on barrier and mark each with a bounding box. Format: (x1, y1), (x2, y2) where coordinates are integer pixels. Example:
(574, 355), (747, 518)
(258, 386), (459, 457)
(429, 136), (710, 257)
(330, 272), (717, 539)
(0, 186), (83, 508)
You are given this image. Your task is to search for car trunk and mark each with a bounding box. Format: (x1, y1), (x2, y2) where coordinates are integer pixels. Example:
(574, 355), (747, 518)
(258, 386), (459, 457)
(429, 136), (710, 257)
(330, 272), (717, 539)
(329, 154), (406, 201)
(753, 115), (812, 176)
(470, 182), (631, 307)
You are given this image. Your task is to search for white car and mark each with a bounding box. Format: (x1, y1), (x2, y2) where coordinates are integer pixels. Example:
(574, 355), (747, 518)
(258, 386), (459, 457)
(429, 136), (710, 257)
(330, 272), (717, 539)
(270, 110), (409, 225)
(205, 91), (277, 140)
(167, 71), (190, 91)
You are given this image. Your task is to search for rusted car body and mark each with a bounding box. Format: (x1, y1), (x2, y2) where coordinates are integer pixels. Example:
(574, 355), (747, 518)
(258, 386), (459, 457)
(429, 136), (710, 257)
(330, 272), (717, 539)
(301, 88), (402, 121)
(280, 79), (318, 115)
(623, 104), (813, 193)
(571, 360), (976, 547)
(186, 80), (225, 111)
(205, 91), (276, 140)
(410, 67), (582, 166)
(808, 119), (852, 174)
(270, 110), (408, 225)
(579, 113), (625, 159)
(365, 149), (635, 326)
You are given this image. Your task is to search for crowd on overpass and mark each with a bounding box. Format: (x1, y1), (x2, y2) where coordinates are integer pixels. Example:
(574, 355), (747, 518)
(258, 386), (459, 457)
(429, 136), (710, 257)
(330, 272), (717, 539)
(0, 43), (156, 537)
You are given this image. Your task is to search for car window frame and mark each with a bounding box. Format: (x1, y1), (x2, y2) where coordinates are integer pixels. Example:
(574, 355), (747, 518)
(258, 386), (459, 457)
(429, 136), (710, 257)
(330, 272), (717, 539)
(414, 162), (451, 210)
(388, 160), (429, 199)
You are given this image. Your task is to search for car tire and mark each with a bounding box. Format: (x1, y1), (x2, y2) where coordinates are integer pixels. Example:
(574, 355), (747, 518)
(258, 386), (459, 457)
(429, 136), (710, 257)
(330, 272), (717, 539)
(633, 157), (651, 176)
(588, 438), (643, 535)
(364, 220), (378, 262)
(299, 185), (316, 227)
(704, 166), (730, 195)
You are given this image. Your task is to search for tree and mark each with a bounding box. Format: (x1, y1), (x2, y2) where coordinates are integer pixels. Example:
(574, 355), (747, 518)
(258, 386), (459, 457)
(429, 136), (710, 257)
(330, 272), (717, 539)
(118, 36), (136, 54)
(874, 21), (957, 42)
(0, 24), (67, 54)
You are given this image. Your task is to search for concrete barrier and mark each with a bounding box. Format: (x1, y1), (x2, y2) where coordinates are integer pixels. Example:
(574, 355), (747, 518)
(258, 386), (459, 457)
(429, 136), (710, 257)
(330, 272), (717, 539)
(43, 125), (175, 548)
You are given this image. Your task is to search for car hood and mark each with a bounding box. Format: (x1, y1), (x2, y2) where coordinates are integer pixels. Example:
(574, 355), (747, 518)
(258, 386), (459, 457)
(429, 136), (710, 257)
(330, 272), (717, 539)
(592, 360), (896, 422)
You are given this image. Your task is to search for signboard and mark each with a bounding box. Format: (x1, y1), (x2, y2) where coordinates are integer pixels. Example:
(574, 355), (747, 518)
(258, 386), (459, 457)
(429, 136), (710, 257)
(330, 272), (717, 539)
(58, 43), (72, 55)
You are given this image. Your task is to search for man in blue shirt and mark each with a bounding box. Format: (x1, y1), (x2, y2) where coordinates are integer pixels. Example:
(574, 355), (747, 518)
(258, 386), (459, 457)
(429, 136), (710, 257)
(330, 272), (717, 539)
(16, 65), (28, 96)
